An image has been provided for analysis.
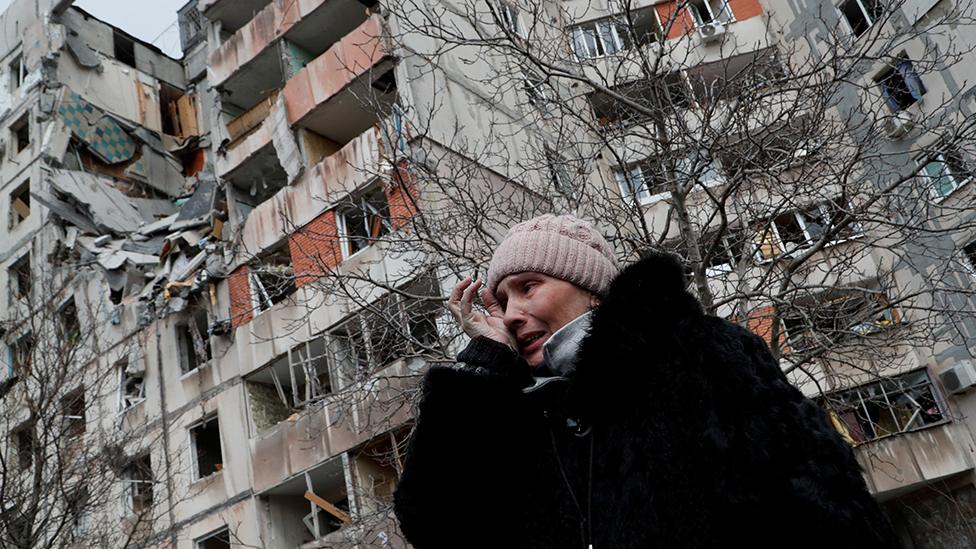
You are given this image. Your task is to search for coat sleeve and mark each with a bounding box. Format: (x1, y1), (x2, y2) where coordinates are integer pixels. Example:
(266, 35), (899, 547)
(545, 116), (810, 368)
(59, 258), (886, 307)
(393, 337), (534, 549)
(702, 319), (899, 548)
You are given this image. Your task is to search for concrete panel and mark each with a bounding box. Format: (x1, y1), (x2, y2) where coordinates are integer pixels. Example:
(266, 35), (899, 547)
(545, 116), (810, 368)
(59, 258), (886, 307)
(250, 426), (290, 492)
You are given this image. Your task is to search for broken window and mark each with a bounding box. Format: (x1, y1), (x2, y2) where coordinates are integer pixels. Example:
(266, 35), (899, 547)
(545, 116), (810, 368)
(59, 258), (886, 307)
(962, 241), (976, 278)
(61, 387), (86, 440)
(522, 71), (549, 109)
(113, 31), (136, 68)
(615, 159), (668, 202)
(781, 289), (901, 352)
(327, 276), (442, 385)
(58, 298), (81, 345)
(918, 149), (971, 200)
(878, 59), (926, 112)
(8, 180), (29, 228)
(354, 431), (405, 514)
(245, 337), (334, 431)
(195, 527), (231, 549)
(338, 184), (392, 258)
(160, 84), (199, 138)
(7, 250), (32, 303)
(494, 0), (522, 36)
(123, 454), (154, 515)
(251, 244), (296, 311)
(190, 416), (224, 480)
(13, 422), (35, 470)
(569, 9), (660, 59)
(177, 303), (211, 374)
(751, 198), (858, 261)
(67, 487), (91, 537)
(11, 331), (33, 376)
(545, 148), (573, 194)
(118, 358), (146, 412)
(8, 53), (23, 92)
(699, 227), (747, 273)
(822, 369), (943, 444)
(264, 458), (350, 544)
(689, 0), (733, 25)
(839, 0), (883, 37)
(10, 112), (29, 153)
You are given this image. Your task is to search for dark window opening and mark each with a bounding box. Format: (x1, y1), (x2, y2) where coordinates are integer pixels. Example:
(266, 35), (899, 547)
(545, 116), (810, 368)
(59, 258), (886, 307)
(120, 358), (146, 411)
(546, 148), (574, 194)
(9, 180), (29, 228)
(190, 416), (223, 479)
(114, 31), (136, 68)
(689, 0), (733, 25)
(8, 54), (23, 91)
(13, 423), (35, 470)
(124, 455), (154, 515)
(58, 298), (81, 344)
(840, 0), (883, 37)
(177, 304), (212, 373)
(251, 245), (296, 311)
(246, 337), (333, 431)
(67, 487), (90, 536)
(11, 112), (30, 153)
(964, 241), (976, 273)
(821, 369), (943, 444)
(878, 59), (926, 112)
(196, 527), (231, 549)
(338, 185), (392, 258)
(781, 290), (901, 352)
(371, 69), (397, 94)
(61, 388), (85, 439)
(327, 275), (442, 385)
(11, 332), (33, 376)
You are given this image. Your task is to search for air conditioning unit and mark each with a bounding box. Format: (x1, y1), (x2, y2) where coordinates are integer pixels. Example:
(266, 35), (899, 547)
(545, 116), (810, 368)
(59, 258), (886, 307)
(698, 21), (727, 43)
(939, 359), (976, 395)
(883, 111), (915, 139)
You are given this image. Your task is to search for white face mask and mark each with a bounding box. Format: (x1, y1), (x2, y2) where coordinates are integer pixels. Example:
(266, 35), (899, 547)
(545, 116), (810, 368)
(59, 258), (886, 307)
(542, 311), (593, 377)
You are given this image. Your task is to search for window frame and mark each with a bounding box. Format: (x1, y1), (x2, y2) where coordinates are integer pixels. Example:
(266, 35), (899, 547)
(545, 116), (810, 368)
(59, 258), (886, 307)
(8, 179), (30, 229)
(689, 0), (734, 26)
(781, 289), (902, 353)
(494, 0), (523, 37)
(188, 415), (224, 481)
(122, 454), (154, 516)
(118, 359), (146, 413)
(7, 52), (24, 92)
(337, 183), (393, 260)
(877, 59), (926, 113)
(570, 18), (631, 60)
(838, 0), (881, 38)
(751, 199), (861, 262)
(917, 150), (971, 201)
(821, 369), (946, 445)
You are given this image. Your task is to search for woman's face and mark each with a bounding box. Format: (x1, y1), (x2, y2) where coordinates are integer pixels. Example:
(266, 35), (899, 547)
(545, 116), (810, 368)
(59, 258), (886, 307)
(494, 273), (596, 366)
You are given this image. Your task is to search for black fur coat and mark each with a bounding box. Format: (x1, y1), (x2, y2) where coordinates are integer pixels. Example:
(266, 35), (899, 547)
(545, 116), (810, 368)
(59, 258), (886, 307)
(394, 253), (898, 549)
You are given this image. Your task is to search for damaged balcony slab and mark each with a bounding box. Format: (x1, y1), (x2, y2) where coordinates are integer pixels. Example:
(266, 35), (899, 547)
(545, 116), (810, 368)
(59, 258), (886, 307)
(283, 15), (396, 144)
(236, 127), (381, 258)
(210, 0), (375, 104)
(199, 0), (273, 35)
(35, 169), (177, 235)
(216, 16), (393, 196)
(856, 422), (976, 499)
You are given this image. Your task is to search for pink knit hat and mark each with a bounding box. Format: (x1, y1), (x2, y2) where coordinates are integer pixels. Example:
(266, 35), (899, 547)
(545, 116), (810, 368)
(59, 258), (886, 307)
(487, 214), (619, 296)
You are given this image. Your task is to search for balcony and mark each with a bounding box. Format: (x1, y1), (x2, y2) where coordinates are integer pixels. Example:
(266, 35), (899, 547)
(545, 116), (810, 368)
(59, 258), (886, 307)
(210, 0), (377, 111)
(216, 15), (395, 196)
(855, 422), (975, 500)
(199, 0), (272, 35)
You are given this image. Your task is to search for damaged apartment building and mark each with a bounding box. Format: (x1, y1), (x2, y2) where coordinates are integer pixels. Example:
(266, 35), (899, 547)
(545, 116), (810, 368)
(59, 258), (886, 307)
(4, 0), (976, 547)
(2, 0), (416, 547)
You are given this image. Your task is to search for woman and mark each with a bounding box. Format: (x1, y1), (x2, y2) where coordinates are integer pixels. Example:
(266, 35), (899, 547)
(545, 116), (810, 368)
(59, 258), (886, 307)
(393, 214), (897, 549)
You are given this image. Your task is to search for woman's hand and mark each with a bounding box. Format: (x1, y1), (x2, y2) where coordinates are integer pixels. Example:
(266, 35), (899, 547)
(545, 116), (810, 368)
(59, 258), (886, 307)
(447, 277), (516, 350)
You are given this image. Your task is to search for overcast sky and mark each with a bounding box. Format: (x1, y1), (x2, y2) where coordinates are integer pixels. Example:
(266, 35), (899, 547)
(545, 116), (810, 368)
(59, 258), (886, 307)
(0, 0), (187, 58)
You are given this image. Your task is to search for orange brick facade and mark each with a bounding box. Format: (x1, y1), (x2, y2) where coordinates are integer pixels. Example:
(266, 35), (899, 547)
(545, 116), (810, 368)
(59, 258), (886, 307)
(228, 265), (254, 328)
(388, 162), (419, 231)
(289, 209), (344, 289)
(743, 305), (785, 350)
